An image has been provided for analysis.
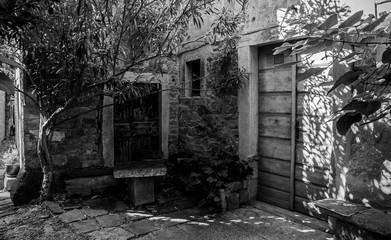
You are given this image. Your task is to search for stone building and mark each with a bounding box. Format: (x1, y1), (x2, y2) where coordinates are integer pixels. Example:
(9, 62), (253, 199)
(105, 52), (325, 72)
(11, 0), (391, 225)
(177, 0), (391, 218)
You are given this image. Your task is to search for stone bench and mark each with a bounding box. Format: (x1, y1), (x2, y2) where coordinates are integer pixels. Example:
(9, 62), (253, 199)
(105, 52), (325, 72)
(313, 199), (391, 240)
(113, 160), (166, 206)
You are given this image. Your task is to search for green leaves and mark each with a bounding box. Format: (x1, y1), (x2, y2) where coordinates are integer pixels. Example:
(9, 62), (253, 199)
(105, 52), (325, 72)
(338, 11), (363, 28)
(327, 71), (361, 94)
(273, 42), (294, 55)
(382, 48), (391, 64)
(363, 13), (389, 32)
(342, 100), (381, 117)
(336, 113), (362, 135)
(0, 55), (22, 69)
(0, 72), (14, 94)
(318, 14), (338, 30)
(337, 100), (382, 135)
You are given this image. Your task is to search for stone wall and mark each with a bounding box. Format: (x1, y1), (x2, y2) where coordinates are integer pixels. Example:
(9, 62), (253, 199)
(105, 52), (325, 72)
(346, 120), (391, 210)
(218, 180), (250, 211)
(23, 95), (41, 170)
(22, 95), (108, 193)
(168, 87), (180, 155)
(178, 95), (238, 158)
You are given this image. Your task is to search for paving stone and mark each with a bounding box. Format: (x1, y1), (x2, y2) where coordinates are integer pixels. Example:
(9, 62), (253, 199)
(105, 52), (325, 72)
(220, 207), (332, 240)
(96, 213), (126, 228)
(42, 201), (64, 214)
(121, 219), (162, 236)
(3, 214), (15, 224)
(63, 205), (82, 211)
(177, 219), (261, 240)
(43, 224), (54, 235)
(70, 219), (100, 234)
(58, 209), (86, 223)
(122, 210), (153, 222)
(148, 214), (189, 228)
(81, 208), (108, 217)
(133, 234), (155, 240)
(87, 227), (134, 240)
(149, 226), (191, 240)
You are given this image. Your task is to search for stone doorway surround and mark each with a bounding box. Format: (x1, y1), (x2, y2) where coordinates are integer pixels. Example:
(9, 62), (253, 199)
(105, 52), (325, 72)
(102, 72), (171, 167)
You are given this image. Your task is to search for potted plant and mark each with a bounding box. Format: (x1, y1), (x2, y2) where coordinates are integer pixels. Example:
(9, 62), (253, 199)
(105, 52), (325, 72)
(3, 146), (20, 178)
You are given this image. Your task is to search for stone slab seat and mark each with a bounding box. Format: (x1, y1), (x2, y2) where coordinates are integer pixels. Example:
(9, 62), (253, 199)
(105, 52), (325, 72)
(313, 198), (391, 239)
(113, 160), (167, 178)
(113, 160), (167, 206)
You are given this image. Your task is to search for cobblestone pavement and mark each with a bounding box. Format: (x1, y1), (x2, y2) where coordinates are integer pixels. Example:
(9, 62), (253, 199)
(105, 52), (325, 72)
(47, 199), (332, 240)
(0, 191), (333, 240)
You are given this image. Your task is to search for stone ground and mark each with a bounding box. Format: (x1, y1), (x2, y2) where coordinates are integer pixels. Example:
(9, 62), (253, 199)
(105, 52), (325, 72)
(0, 191), (333, 240)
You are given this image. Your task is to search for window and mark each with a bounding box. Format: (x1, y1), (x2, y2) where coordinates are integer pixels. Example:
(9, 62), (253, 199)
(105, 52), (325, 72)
(186, 59), (201, 97)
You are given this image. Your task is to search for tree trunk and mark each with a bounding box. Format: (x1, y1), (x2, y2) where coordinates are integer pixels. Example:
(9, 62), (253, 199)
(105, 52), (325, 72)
(37, 115), (53, 202)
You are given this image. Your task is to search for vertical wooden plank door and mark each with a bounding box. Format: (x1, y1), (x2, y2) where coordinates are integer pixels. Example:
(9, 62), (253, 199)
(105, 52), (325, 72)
(258, 44), (295, 209)
(257, 44), (333, 214)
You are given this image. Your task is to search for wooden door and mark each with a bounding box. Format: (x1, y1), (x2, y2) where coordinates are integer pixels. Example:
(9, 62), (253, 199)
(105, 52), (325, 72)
(257, 44), (333, 215)
(114, 83), (161, 166)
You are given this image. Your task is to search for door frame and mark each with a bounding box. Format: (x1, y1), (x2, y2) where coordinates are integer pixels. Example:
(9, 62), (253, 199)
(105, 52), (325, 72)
(102, 72), (171, 167)
(238, 38), (305, 209)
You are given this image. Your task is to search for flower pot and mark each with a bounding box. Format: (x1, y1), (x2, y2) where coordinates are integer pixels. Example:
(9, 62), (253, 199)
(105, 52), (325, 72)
(6, 164), (20, 178)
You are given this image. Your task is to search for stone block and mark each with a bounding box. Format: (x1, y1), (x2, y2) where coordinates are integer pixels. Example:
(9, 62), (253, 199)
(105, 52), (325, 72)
(127, 178), (155, 206)
(52, 131), (65, 142)
(70, 219), (100, 234)
(329, 216), (382, 240)
(96, 213), (125, 228)
(81, 208), (108, 217)
(227, 193), (240, 211)
(239, 189), (249, 204)
(225, 181), (243, 192)
(87, 227), (134, 240)
(65, 175), (118, 197)
(52, 155), (68, 168)
(122, 210), (153, 222)
(59, 209), (86, 223)
(121, 219), (161, 236)
(113, 161), (166, 178)
(219, 189), (227, 212)
(4, 176), (16, 191)
(42, 201), (64, 214)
